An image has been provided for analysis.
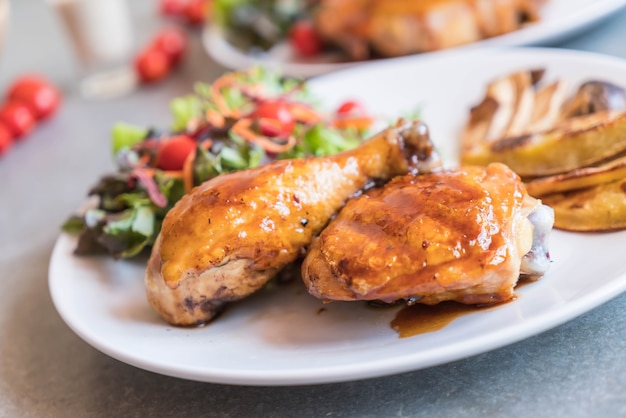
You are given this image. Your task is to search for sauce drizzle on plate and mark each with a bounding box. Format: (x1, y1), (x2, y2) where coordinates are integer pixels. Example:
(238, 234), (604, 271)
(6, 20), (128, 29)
(391, 302), (496, 338)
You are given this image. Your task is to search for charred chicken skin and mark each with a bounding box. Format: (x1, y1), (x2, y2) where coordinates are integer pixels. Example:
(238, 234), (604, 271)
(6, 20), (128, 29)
(315, 0), (547, 60)
(146, 120), (441, 326)
(302, 163), (553, 306)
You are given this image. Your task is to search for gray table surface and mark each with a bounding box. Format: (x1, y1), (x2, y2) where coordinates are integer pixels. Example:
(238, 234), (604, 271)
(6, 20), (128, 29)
(2, 1), (626, 417)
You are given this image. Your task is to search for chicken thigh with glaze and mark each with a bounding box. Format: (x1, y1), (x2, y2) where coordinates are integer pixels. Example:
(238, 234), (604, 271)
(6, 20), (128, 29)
(302, 163), (553, 306)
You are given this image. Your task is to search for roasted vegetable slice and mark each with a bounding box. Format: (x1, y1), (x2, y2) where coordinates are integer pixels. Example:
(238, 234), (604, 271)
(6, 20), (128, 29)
(461, 110), (626, 178)
(540, 178), (626, 232)
(461, 69), (544, 153)
(526, 154), (626, 197)
(560, 80), (626, 119)
(461, 69), (626, 232)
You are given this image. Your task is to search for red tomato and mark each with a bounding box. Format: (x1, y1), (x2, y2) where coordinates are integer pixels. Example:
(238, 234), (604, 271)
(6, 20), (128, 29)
(156, 135), (197, 171)
(184, 0), (208, 25)
(335, 100), (367, 117)
(159, 0), (186, 17)
(0, 101), (36, 139)
(333, 100), (372, 130)
(134, 48), (171, 83)
(8, 75), (61, 120)
(0, 122), (13, 155)
(289, 20), (323, 57)
(151, 28), (188, 65)
(254, 101), (296, 137)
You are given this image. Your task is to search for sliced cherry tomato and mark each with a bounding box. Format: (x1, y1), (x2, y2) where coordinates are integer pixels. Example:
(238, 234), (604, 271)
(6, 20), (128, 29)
(156, 135), (197, 171)
(134, 48), (171, 83)
(151, 27), (188, 66)
(8, 75), (61, 120)
(159, 0), (186, 17)
(289, 20), (323, 57)
(184, 0), (208, 25)
(333, 100), (372, 130)
(0, 122), (14, 155)
(0, 101), (36, 139)
(335, 100), (367, 117)
(254, 101), (295, 137)
(257, 118), (284, 138)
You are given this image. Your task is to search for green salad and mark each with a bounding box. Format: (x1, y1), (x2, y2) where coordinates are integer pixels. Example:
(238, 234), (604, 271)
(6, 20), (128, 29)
(62, 67), (373, 259)
(213, 0), (315, 52)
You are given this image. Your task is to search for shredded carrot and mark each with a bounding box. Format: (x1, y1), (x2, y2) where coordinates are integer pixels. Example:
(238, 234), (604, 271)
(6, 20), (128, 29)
(332, 116), (374, 131)
(211, 73), (242, 118)
(137, 154), (152, 167)
(161, 171), (183, 178)
(182, 148), (197, 194)
(249, 133), (296, 154)
(287, 103), (323, 124)
(232, 119), (296, 153)
(181, 140), (212, 193)
(205, 109), (225, 128)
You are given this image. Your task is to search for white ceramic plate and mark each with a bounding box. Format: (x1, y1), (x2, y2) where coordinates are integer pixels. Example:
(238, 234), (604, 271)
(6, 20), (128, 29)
(50, 47), (626, 386)
(203, 0), (626, 77)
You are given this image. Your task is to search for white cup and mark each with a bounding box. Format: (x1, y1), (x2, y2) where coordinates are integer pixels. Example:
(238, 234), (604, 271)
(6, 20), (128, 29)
(47, 0), (137, 99)
(0, 0), (9, 53)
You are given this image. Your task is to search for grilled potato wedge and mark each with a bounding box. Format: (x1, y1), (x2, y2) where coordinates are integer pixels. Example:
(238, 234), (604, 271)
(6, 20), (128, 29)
(525, 154), (626, 197)
(540, 178), (626, 232)
(461, 110), (626, 178)
(461, 70), (626, 231)
(461, 69), (549, 153)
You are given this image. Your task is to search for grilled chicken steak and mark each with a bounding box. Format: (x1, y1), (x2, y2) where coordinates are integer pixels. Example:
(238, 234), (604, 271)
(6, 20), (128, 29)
(302, 163), (553, 306)
(146, 120), (442, 325)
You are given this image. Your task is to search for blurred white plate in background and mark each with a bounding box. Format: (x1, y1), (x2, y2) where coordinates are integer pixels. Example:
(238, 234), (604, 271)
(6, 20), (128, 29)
(203, 0), (626, 77)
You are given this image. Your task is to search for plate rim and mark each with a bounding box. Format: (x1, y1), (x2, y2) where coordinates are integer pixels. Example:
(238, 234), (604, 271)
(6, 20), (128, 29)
(202, 0), (626, 77)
